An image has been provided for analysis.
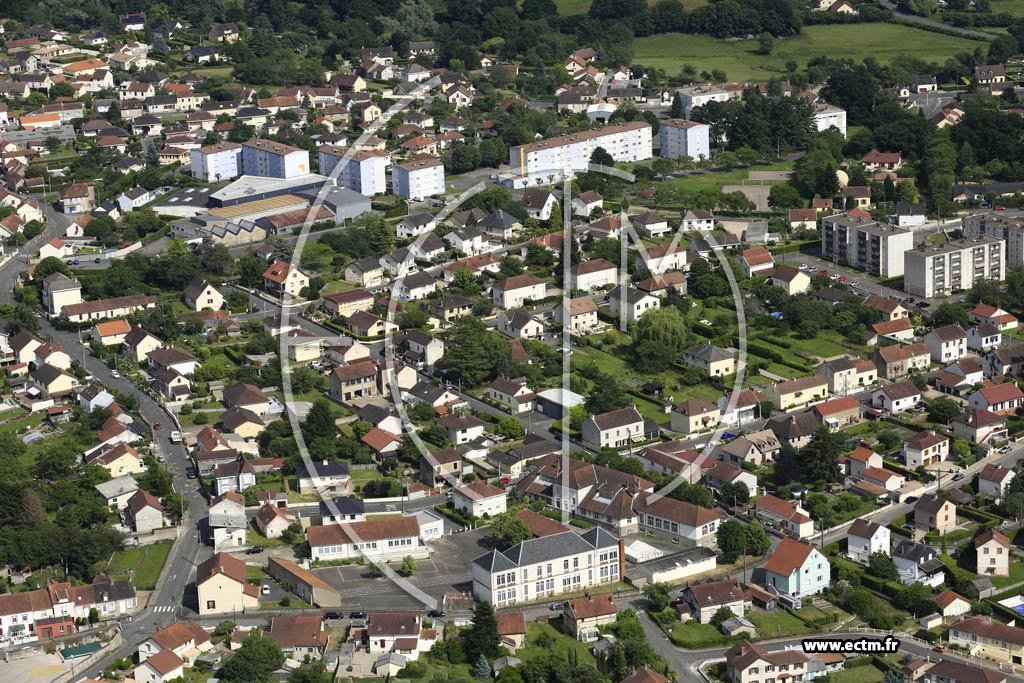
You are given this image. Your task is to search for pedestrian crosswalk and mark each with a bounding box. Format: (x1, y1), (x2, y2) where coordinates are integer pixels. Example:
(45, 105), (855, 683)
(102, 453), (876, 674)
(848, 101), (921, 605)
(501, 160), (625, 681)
(152, 605), (175, 613)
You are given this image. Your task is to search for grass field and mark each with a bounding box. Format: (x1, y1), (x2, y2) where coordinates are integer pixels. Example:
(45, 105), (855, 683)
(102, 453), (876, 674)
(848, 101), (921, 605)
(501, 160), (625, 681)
(669, 620), (739, 648)
(829, 665), (885, 683)
(747, 609), (808, 638)
(989, 1), (1024, 18)
(519, 620), (598, 663)
(634, 25), (983, 82)
(655, 161), (793, 194)
(105, 541), (173, 590)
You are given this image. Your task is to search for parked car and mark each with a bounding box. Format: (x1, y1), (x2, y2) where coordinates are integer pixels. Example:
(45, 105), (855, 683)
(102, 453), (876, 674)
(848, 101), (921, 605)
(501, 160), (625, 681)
(953, 472), (965, 481)
(186, 467), (197, 479)
(261, 585), (271, 595)
(427, 609), (445, 618)
(110, 370), (120, 379)
(94, 258), (102, 264)
(349, 610), (367, 619)
(246, 546), (264, 555)
(549, 603), (563, 612)
(999, 445), (1012, 454)
(323, 612), (342, 621)
(995, 205), (1006, 211)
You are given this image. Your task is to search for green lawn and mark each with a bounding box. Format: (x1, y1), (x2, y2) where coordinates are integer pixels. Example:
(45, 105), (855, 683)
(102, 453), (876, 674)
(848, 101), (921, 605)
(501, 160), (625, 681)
(104, 541), (174, 590)
(259, 597), (314, 610)
(0, 410), (45, 436)
(321, 279), (356, 296)
(518, 621), (599, 664)
(654, 161), (793, 194)
(990, 558), (1024, 588)
(989, 1), (1024, 18)
(633, 25), (983, 82)
(747, 609), (809, 638)
(669, 620), (740, 648)
(829, 664), (885, 683)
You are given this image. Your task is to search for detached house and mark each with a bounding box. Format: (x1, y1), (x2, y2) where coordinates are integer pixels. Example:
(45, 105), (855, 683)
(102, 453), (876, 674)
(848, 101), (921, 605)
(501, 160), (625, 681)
(976, 529), (1010, 577)
(971, 303), (1018, 331)
(893, 541), (945, 587)
(924, 324), (968, 363)
(754, 495), (813, 539)
(581, 406), (653, 450)
(762, 538), (829, 599)
(262, 260), (309, 298)
(902, 430), (949, 469)
(682, 343), (736, 378)
(847, 518), (890, 564)
(873, 342), (931, 379)
(953, 408), (1007, 444)
(969, 382), (1024, 415)
(871, 380), (921, 413)
(487, 377), (535, 414)
(196, 552), (260, 616)
(979, 463), (1015, 502)
(914, 494), (956, 536)
(492, 274), (547, 309)
(678, 580), (751, 624)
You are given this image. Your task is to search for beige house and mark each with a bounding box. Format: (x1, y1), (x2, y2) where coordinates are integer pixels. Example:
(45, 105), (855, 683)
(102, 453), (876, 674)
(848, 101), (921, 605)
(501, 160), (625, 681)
(183, 277), (224, 311)
(935, 589), (971, 620)
(948, 617), (1024, 665)
(263, 260), (309, 298)
(670, 398), (721, 436)
(486, 377), (535, 414)
(976, 529), (1010, 577)
(554, 296), (599, 334)
(681, 343), (736, 377)
(86, 442), (146, 477)
(563, 594), (618, 641)
(122, 326), (163, 363)
(769, 375), (829, 410)
(766, 265), (810, 295)
(196, 552), (260, 615)
(256, 503), (296, 539)
(914, 494), (956, 536)
(725, 640), (809, 683)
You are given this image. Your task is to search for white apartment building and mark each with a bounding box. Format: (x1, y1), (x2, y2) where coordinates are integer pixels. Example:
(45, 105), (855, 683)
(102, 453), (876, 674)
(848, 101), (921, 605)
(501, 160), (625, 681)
(821, 214), (914, 277)
(509, 121), (652, 181)
(674, 84), (730, 119)
(472, 528), (621, 607)
(241, 139), (310, 179)
(964, 212), (1024, 268)
(660, 119), (710, 160)
(813, 104), (848, 138)
(319, 146), (389, 196)
(904, 236), (1005, 298)
(189, 142), (242, 182)
(393, 157), (445, 201)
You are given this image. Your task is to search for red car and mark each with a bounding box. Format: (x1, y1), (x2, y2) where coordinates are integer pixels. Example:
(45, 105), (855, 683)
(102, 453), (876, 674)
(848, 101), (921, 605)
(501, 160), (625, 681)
(933, 645), (946, 653)
(995, 205), (1006, 211)
(837, 276), (847, 282)
(818, 269), (829, 276)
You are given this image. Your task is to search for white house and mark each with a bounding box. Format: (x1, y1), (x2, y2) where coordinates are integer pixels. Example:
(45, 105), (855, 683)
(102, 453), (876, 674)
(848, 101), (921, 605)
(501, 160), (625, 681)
(846, 518), (890, 564)
(452, 480), (508, 518)
(870, 380), (921, 413)
(393, 157), (445, 201)
(762, 538), (829, 599)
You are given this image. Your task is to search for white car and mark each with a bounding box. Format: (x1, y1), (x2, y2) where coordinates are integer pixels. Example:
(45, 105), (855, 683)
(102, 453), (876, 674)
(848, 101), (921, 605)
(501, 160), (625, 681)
(110, 370), (121, 379)
(262, 585), (271, 595)
(798, 264), (810, 271)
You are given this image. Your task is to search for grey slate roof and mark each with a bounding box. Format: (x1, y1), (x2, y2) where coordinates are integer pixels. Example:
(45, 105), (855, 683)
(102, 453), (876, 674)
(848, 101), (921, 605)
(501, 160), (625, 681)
(473, 527), (618, 572)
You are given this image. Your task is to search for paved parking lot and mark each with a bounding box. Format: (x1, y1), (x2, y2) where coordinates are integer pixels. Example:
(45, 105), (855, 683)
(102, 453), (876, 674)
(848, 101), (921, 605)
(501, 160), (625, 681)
(4, 652), (67, 683)
(308, 528), (492, 611)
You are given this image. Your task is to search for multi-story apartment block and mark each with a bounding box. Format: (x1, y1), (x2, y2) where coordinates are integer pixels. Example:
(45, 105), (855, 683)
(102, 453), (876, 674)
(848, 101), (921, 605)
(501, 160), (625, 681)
(660, 119), (710, 160)
(674, 84), (730, 119)
(319, 147), (389, 196)
(241, 139), (310, 179)
(509, 121), (652, 181)
(904, 236), (1005, 298)
(190, 142), (242, 182)
(472, 528), (622, 607)
(964, 212), (1024, 268)
(820, 214), (914, 277)
(393, 157), (445, 201)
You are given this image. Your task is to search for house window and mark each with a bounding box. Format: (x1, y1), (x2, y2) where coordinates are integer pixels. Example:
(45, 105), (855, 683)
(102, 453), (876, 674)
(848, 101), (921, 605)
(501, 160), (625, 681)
(206, 600), (216, 610)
